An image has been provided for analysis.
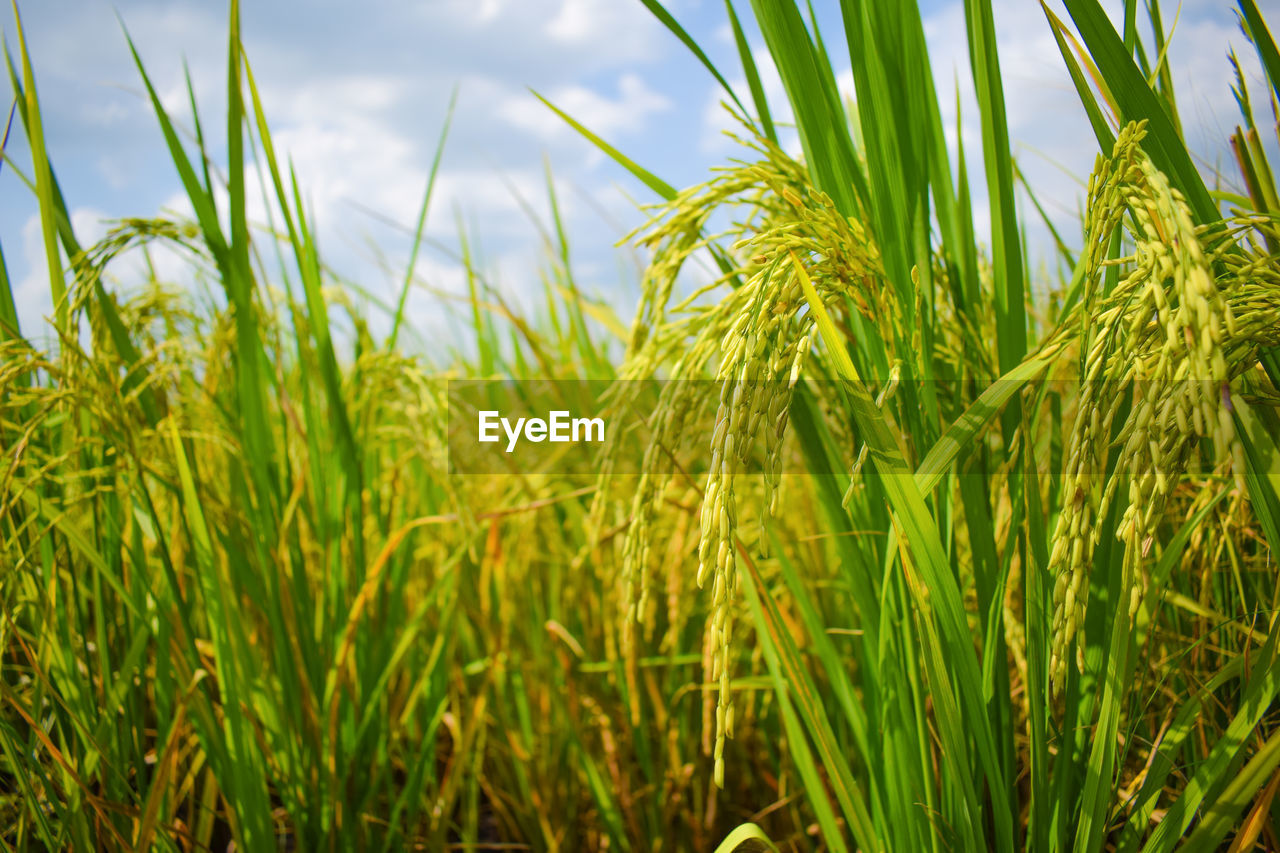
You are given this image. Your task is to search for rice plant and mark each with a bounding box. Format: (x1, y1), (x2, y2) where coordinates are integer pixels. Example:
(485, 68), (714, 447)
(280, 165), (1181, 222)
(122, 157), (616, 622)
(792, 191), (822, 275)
(583, 1), (1280, 850)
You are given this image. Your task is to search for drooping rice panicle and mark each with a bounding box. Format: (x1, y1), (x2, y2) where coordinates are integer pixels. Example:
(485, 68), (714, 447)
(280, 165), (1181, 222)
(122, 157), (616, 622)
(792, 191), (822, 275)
(1048, 122), (1280, 693)
(607, 127), (894, 785)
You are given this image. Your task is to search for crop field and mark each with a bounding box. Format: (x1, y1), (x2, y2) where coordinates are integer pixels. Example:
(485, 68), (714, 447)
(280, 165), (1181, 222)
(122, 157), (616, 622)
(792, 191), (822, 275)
(2, 0), (1280, 850)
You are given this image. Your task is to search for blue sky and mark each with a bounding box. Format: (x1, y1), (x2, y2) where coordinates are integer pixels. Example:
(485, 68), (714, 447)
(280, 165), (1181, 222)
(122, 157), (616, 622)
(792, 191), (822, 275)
(1, 0), (1270, 354)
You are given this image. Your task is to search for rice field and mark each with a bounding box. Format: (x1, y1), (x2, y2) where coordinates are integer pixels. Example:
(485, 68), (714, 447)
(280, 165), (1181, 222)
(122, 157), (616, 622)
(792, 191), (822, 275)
(3, 0), (1280, 850)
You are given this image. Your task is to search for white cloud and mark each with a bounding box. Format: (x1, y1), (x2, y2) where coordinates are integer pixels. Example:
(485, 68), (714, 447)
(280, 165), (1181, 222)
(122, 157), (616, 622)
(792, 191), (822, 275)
(431, 168), (569, 228)
(545, 0), (658, 54)
(474, 0), (505, 26)
(547, 0), (598, 42)
(272, 116), (426, 229)
(411, 254), (469, 298)
(498, 73), (671, 143)
(70, 209), (112, 247)
(14, 214), (57, 343)
(426, 0), (664, 69)
(96, 154), (131, 191)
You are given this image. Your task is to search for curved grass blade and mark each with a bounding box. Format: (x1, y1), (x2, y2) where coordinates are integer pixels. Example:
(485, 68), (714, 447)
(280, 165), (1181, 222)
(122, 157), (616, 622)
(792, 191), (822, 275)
(1041, 4), (1116, 152)
(1140, 633), (1280, 853)
(714, 822), (783, 853)
(531, 91), (676, 201)
(749, 0), (864, 215)
(915, 351), (1054, 494)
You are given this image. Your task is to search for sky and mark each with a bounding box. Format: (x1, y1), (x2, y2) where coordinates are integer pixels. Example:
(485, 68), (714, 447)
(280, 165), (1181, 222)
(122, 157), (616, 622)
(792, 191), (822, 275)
(1, 0), (1273, 355)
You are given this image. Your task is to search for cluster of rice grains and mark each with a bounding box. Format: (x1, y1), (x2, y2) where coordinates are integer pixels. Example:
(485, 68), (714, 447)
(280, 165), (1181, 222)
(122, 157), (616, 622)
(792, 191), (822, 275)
(1048, 122), (1280, 692)
(608, 132), (888, 787)
(0, 223), (206, 583)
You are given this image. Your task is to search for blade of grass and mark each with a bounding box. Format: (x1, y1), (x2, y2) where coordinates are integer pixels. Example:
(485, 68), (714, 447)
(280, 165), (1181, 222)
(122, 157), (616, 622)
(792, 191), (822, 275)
(389, 86), (456, 350)
(1140, 631), (1280, 853)
(8, 4), (67, 338)
(531, 91), (676, 201)
(725, 0), (776, 143)
(964, 0), (1028, 373)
